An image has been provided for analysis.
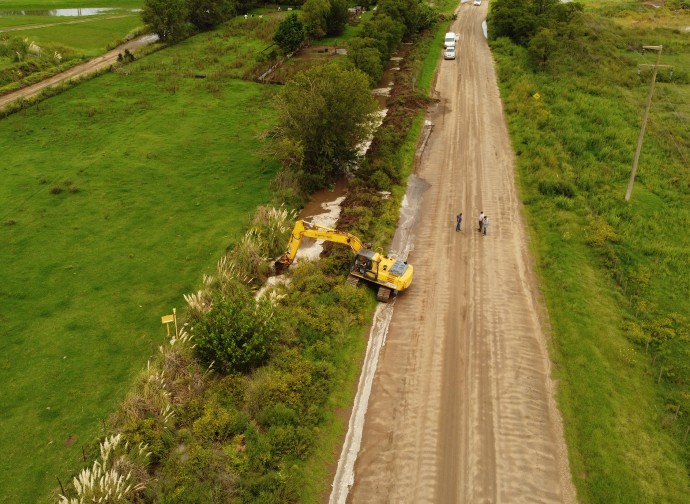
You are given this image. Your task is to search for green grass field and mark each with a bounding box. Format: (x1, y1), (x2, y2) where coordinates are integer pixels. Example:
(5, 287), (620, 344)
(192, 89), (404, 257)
(1, 1), (145, 91)
(0, 22), (280, 502)
(491, 2), (690, 501)
(2, 15), (143, 53)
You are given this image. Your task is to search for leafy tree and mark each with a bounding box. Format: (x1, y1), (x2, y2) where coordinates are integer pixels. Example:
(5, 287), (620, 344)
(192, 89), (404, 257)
(489, 0), (537, 46)
(325, 0), (349, 37)
(275, 65), (379, 190)
(377, 0), (435, 36)
(187, 0), (237, 31)
(142, 0), (190, 42)
(359, 14), (406, 60)
(489, 0), (584, 47)
(193, 289), (278, 373)
(528, 27), (556, 69)
(302, 0), (331, 39)
(346, 38), (384, 85)
(274, 13), (305, 54)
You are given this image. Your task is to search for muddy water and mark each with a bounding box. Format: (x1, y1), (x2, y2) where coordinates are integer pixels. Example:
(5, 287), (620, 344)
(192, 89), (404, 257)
(372, 56), (402, 108)
(292, 179), (349, 263)
(293, 52), (404, 261)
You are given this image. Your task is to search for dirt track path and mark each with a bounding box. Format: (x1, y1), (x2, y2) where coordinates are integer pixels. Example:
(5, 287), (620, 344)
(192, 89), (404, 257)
(347, 4), (577, 503)
(0, 34), (156, 112)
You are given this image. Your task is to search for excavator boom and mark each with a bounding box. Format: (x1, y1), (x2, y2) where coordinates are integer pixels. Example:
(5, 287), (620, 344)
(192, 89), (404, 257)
(275, 219), (413, 302)
(275, 220), (365, 269)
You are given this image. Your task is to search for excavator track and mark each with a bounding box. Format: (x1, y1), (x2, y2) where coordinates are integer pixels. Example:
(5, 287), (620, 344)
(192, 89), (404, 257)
(376, 286), (392, 303)
(346, 274), (361, 287)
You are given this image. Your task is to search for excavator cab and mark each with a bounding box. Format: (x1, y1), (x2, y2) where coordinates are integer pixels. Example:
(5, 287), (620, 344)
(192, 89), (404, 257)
(352, 250), (378, 280)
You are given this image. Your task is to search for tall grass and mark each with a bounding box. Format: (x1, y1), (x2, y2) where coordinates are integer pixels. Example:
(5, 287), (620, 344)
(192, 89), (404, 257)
(491, 4), (690, 502)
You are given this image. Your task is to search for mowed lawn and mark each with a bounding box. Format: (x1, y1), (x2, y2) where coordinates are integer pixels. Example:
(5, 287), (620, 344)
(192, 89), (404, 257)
(0, 30), (279, 502)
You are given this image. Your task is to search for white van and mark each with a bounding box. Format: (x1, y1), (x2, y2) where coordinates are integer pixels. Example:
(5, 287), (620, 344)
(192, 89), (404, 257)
(444, 32), (458, 49)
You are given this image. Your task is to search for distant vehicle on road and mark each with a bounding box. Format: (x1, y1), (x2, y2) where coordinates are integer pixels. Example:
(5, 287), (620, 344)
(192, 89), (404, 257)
(444, 46), (456, 60)
(474, 0), (481, 5)
(443, 32), (458, 49)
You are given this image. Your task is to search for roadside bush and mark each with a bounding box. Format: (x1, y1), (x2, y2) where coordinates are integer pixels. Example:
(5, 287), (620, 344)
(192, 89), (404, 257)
(149, 443), (237, 502)
(250, 205), (297, 260)
(193, 400), (248, 443)
(270, 168), (308, 209)
(537, 179), (576, 198)
(267, 425), (315, 459)
(216, 373), (248, 408)
(586, 215), (619, 248)
(258, 402), (299, 428)
(237, 465), (297, 503)
(192, 288), (278, 373)
(126, 416), (176, 464)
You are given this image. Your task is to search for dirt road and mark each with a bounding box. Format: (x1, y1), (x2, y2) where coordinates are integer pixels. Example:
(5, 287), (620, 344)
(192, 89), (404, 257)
(0, 34), (156, 112)
(346, 4), (577, 503)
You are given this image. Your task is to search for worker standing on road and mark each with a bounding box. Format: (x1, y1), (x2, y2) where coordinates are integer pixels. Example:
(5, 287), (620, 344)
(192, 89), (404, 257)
(456, 212), (462, 232)
(483, 215), (489, 236)
(479, 211), (484, 232)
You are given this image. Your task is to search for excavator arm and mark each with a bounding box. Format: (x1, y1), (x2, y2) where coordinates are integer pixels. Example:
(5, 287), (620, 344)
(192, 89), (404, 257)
(275, 220), (365, 270)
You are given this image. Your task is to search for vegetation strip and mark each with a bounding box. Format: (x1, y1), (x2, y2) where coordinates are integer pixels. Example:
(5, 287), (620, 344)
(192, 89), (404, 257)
(489, 0), (690, 501)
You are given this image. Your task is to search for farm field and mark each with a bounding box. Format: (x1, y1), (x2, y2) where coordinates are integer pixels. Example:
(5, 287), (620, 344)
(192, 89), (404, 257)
(0, 20), (280, 502)
(1, 15), (143, 53)
(1, 1), (145, 94)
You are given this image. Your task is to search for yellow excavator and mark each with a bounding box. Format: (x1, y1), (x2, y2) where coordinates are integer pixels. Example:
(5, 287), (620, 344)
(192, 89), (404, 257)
(275, 220), (413, 302)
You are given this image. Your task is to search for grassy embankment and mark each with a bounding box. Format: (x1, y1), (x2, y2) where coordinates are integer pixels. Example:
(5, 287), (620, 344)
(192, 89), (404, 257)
(491, 2), (690, 501)
(0, 19), (281, 503)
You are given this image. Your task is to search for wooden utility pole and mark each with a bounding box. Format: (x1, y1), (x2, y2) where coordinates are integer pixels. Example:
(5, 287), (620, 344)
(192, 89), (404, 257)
(625, 45), (670, 201)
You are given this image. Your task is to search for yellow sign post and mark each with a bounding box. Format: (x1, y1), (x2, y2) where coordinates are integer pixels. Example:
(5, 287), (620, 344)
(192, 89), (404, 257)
(161, 308), (178, 337)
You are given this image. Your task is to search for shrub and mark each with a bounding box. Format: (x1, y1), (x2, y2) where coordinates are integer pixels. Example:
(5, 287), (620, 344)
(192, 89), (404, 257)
(58, 434), (150, 504)
(537, 179), (576, 198)
(192, 401), (247, 442)
(192, 288), (278, 374)
(257, 402), (298, 428)
(274, 13), (305, 55)
(586, 215), (619, 248)
(267, 424), (315, 459)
